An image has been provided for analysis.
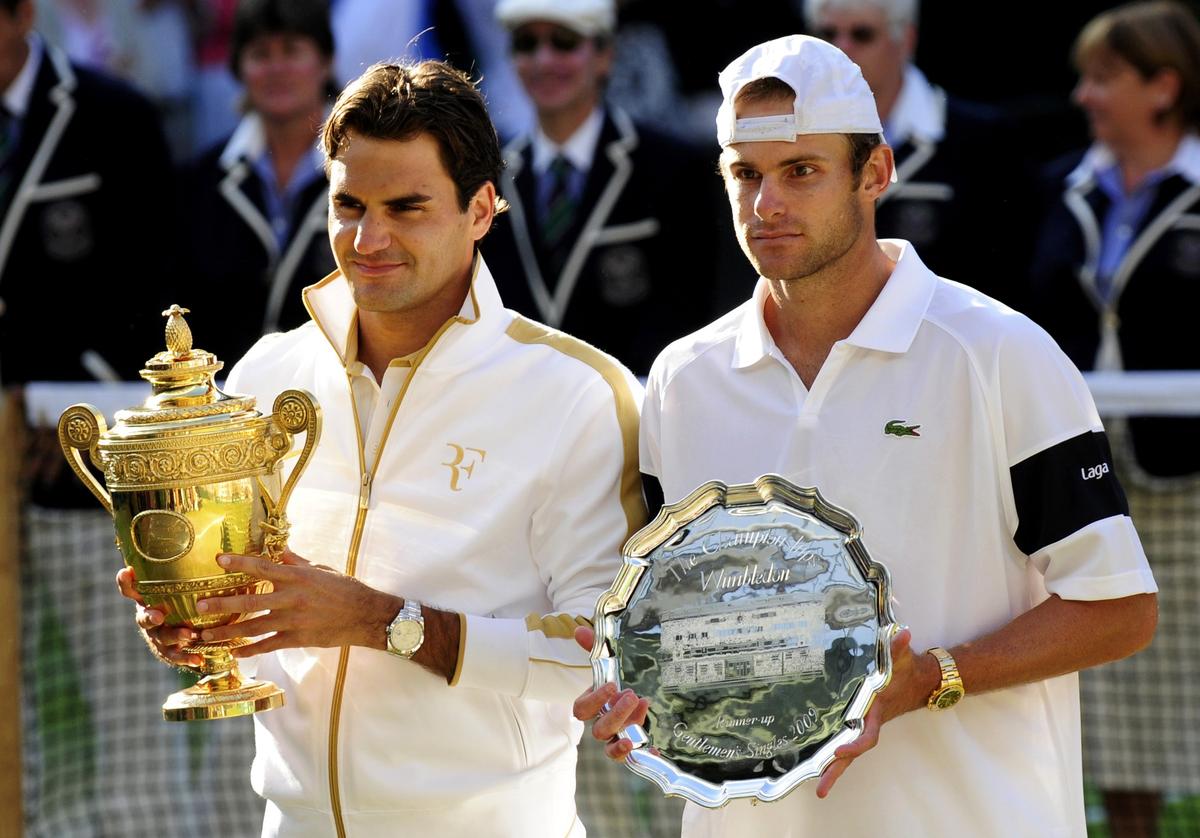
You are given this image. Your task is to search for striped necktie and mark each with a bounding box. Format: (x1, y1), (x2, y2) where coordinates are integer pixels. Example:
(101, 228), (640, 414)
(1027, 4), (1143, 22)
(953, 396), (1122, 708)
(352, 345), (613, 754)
(0, 107), (16, 204)
(541, 155), (578, 249)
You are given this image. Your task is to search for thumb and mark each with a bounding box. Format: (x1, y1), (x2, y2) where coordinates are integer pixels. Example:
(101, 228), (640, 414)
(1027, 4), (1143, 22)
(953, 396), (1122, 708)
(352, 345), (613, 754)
(574, 624), (595, 653)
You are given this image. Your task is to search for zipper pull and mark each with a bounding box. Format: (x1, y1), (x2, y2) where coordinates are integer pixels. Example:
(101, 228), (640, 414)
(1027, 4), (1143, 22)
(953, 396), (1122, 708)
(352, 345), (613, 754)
(359, 472), (372, 509)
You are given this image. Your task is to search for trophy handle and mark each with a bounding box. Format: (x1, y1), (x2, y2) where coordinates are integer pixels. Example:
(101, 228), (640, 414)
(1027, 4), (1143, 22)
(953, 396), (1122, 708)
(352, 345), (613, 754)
(57, 404), (113, 515)
(270, 389), (322, 513)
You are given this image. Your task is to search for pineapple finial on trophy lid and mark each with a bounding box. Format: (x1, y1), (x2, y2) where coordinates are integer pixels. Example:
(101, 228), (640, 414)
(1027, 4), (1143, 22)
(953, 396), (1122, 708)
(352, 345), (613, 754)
(138, 303), (224, 397)
(162, 304), (193, 357)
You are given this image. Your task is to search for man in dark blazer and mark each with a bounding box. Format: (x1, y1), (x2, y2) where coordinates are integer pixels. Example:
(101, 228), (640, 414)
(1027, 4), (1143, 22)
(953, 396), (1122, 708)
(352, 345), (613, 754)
(805, 0), (1027, 309)
(484, 0), (722, 375)
(0, 0), (174, 386)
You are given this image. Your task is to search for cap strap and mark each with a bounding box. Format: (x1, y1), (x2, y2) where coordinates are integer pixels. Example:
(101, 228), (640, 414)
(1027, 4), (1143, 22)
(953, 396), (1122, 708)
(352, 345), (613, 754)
(729, 114), (799, 144)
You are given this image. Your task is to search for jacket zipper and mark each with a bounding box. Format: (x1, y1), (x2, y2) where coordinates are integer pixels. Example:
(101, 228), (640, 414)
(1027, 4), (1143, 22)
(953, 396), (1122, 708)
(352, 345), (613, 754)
(327, 473), (372, 838)
(325, 299), (469, 836)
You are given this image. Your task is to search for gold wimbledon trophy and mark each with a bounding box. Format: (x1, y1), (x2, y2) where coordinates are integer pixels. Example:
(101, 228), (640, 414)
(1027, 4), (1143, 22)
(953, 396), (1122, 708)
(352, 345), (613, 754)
(57, 305), (321, 721)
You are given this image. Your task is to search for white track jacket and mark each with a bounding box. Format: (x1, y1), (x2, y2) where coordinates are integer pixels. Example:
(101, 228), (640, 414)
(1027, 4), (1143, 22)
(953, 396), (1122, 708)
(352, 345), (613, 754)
(224, 256), (644, 837)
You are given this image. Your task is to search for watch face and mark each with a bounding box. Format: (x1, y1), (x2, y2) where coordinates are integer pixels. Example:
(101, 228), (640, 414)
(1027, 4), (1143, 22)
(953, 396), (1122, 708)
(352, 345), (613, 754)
(391, 620), (422, 652)
(934, 686), (964, 710)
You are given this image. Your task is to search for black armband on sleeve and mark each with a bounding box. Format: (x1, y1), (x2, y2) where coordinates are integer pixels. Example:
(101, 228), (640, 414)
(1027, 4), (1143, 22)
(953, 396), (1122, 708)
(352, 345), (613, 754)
(1010, 430), (1130, 555)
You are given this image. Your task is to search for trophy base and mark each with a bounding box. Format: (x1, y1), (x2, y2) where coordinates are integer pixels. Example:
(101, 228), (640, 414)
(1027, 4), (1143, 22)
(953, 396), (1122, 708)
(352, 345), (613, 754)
(163, 674), (285, 722)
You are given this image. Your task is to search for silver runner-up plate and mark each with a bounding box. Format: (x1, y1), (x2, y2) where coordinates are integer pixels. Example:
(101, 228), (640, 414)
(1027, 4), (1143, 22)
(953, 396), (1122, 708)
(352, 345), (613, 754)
(591, 475), (898, 808)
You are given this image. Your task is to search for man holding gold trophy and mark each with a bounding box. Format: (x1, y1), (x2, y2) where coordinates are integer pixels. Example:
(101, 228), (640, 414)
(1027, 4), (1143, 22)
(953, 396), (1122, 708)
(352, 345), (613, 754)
(576, 35), (1159, 837)
(118, 60), (643, 837)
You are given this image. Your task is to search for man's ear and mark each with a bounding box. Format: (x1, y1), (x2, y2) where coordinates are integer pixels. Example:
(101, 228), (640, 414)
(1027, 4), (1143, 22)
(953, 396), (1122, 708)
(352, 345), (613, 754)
(861, 144), (895, 201)
(469, 181), (497, 241)
(901, 22), (917, 63)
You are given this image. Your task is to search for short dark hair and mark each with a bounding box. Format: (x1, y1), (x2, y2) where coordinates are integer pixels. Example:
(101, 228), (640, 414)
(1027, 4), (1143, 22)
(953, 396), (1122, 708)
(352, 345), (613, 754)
(322, 61), (508, 216)
(734, 77), (884, 184)
(1074, 1), (1200, 131)
(229, 0), (335, 80)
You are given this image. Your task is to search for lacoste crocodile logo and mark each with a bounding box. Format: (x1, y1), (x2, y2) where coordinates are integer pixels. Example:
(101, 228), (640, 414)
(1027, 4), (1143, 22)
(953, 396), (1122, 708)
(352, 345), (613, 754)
(884, 420), (921, 438)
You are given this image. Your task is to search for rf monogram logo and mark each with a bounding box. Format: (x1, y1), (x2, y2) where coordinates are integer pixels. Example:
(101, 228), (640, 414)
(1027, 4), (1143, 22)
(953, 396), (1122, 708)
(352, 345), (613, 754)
(442, 444), (487, 491)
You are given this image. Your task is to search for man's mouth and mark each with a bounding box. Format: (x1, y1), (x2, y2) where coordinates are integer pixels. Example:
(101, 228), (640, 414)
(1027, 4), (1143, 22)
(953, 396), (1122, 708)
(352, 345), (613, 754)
(750, 231), (802, 240)
(353, 260), (406, 276)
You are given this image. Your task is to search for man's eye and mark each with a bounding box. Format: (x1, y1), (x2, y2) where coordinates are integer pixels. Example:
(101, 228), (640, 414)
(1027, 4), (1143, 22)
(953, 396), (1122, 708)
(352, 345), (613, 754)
(792, 165), (814, 176)
(733, 169), (759, 181)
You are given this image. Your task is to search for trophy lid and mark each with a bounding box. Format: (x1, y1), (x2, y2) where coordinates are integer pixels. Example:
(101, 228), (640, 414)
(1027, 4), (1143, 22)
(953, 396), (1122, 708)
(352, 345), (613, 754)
(112, 305), (256, 428)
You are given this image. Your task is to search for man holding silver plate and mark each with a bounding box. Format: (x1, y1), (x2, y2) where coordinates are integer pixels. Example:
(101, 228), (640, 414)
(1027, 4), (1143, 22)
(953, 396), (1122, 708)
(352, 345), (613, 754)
(575, 35), (1158, 838)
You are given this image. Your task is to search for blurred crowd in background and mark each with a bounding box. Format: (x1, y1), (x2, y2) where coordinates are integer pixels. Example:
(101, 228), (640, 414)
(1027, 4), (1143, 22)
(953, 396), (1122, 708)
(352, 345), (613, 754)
(4, 0), (1200, 835)
(5, 0), (1184, 382)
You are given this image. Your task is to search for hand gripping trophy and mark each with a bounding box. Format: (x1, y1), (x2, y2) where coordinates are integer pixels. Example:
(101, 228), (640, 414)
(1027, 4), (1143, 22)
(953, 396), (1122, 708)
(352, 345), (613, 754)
(57, 305), (321, 721)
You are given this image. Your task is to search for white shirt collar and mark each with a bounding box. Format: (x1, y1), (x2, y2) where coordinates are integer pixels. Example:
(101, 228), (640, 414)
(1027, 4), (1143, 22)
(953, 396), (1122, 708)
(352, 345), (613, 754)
(4, 33), (42, 119)
(303, 253), (505, 370)
(219, 112), (267, 169)
(531, 106), (604, 175)
(219, 109), (327, 178)
(885, 64), (946, 148)
(732, 240), (937, 369)
(1067, 133), (1200, 189)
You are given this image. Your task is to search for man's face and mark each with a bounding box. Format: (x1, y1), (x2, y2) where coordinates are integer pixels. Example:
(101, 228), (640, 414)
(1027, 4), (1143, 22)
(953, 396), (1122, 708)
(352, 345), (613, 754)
(811, 5), (908, 96)
(238, 32), (331, 123)
(720, 96), (869, 282)
(510, 20), (611, 118)
(327, 131), (493, 317)
(0, 0), (34, 93)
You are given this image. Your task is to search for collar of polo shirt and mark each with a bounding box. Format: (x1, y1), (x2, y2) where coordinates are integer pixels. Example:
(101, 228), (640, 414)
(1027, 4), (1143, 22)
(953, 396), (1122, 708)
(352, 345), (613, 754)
(732, 240), (936, 369)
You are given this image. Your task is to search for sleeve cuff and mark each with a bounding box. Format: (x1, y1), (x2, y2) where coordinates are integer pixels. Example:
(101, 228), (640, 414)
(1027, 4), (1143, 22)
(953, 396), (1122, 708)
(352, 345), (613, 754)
(1047, 568), (1158, 601)
(451, 614), (529, 697)
(447, 612), (468, 686)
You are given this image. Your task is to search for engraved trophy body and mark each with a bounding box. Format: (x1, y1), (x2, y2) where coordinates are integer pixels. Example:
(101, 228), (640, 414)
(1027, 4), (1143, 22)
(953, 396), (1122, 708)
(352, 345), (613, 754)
(592, 475), (897, 806)
(57, 306), (321, 721)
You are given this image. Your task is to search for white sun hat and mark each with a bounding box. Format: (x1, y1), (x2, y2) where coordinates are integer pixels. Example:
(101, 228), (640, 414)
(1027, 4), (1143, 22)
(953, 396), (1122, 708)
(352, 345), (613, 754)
(494, 0), (616, 36)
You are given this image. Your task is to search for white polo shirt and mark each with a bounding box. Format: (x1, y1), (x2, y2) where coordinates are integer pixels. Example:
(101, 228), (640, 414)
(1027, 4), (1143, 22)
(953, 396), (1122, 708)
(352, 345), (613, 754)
(641, 240), (1155, 838)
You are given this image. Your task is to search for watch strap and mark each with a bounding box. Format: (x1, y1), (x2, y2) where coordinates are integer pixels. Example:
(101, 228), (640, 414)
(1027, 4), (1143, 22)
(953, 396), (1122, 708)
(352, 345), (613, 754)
(926, 646), (965, 710)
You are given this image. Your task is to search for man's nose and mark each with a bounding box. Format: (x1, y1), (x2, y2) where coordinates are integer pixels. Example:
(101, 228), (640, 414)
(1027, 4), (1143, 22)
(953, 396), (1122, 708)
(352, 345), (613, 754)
(830, 35), (861, 60)
(533, 41), (559, 67)
(753, 177), (786, 220)
(354, 213), (389, 253)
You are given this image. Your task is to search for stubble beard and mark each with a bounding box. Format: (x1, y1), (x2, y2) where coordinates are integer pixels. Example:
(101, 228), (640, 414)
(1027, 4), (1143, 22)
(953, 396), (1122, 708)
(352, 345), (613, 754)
(743, 193), (865, 284)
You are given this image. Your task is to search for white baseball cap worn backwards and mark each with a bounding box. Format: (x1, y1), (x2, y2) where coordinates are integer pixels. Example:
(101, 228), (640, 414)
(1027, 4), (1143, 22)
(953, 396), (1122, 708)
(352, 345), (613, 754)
(716, 34), (885, 147)
(494, 0), (616, 36)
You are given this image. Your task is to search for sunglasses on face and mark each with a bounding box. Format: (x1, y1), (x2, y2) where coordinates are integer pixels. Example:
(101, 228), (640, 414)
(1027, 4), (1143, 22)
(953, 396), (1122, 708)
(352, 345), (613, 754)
(814, 25), (881, 46)
(511, 28), (586, 55)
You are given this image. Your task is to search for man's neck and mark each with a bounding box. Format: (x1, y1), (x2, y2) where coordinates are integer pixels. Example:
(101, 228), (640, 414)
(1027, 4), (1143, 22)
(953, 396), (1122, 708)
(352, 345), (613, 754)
(762, 237), (895, 389)
(1, 38), (32, 103)
(354, 268), (473, 382)
(537, 98), (598, 145)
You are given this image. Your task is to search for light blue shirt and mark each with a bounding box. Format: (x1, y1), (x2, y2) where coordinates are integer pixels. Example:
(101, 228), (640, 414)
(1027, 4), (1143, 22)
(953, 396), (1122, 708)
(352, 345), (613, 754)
(250, 143), (326, 248)
(1093, 165), (1172, 299)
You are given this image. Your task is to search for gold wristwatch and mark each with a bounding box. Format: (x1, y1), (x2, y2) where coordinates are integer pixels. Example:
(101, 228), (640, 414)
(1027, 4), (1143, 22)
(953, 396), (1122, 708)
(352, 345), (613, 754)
(926, 646), (965, 710)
